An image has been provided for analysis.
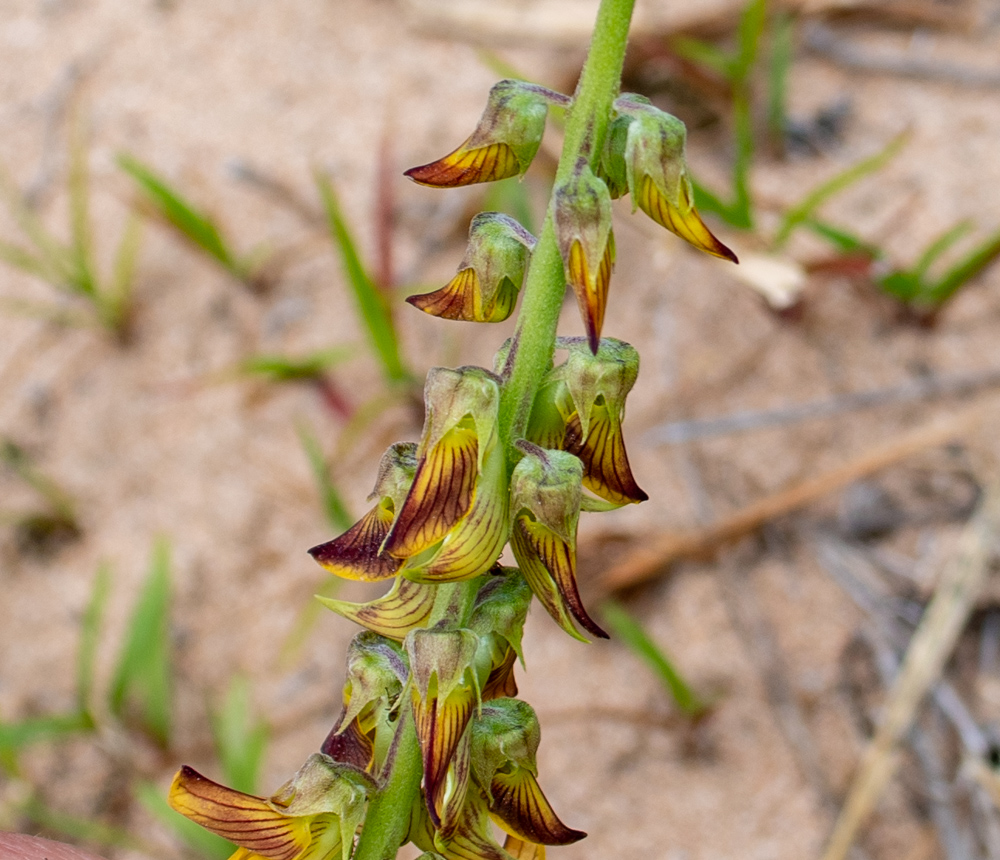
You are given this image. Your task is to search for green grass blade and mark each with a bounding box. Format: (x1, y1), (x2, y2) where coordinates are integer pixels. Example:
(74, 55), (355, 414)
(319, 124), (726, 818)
(600, 599), (709, 718)
(734, 0), (768, 82)
(0, 711), (95, 753)
(767, 12), (794, 146)
(0, 240), (51, 279)
(911, 219), (973, 283)
(239, 346), (355, 383)
(77, 563), (112, 715)
(730, 90), (755, 230)
(691, 178), (739, 226)
(67, 123), (97, 297)
(0, 439), (77, 525)
(0, 170), (77, 286)
(803, 218), (880, 256)
(108, 538), (173, 747)
(102, 213), (143, 333)
(211, 675), (268, 795)
(670, 36), (734, 78)
(774, 132), (908, 249)
(297, 421), (353, 532)
(924, 226), (1000, 306)
(136, 781), (234, 860)
(315, 170), (408, 383)
(118, 154), (237, 270)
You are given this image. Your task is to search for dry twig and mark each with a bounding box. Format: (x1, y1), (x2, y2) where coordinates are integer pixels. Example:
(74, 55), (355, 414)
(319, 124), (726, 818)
(601, 405), (985, 591)
(821, 481), (1000, 860)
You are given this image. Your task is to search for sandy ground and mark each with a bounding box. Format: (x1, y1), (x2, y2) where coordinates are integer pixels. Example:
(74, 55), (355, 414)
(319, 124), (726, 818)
(2, 1), (1000, 858)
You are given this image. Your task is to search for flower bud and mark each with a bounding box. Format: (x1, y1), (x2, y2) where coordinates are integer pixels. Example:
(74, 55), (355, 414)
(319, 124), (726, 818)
(614, 94), (737, 263)
(528, 338), (646, 507)
(405, 80), (569, 187)
(469, 569), (534, 700)
(408, 212), (536, 323)
(509, 443), (606, 641)
(338, 632), (408, 730)
(385, 367), (509, 583)
(552, 160), (615, 354)
(470, 699), (585, 846)
(308, 442), (417, 581)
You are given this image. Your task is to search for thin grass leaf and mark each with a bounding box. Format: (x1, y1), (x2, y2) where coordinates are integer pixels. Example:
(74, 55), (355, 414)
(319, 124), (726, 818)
(137, 781), (233, 860)
(924, 226), (1000, 306)
(767, 12), (794, 147)
(912, 220), (973, 283)
(103, 213), (143, 332)
(118, 154), (238, 271)
(68, 122), (97, 297)
(670, 36), (733, 78)
(315, 169), (409, 384)
(731, 92), (755, 230)
(77, 563), (111, 715)
(734, 0), (768, 82)
(804, 219), (880, 256)
(0, 439), (77, 526)
(0, 240), (51, 280)
(0, 170), (76, 285)
(600, 600), (709, 718)
(297, 422), (353, 532)
(0, 711), (95, 753)
(108, 538), (173, 747)
(211, 675), (268, 795)
(774, 132), (908, 249)
(239, 346), (354, 383)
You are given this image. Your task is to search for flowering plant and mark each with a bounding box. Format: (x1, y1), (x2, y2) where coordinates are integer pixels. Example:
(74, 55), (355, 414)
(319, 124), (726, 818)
(168, 1), (734, 858)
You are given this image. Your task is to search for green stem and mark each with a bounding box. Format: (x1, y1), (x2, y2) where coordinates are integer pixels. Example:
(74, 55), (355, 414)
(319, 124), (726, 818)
(350, 704), (422, 860)
(497, 0), (636, 450)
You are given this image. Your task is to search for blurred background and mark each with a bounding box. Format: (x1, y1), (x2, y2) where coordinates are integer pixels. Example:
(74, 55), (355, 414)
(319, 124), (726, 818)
(2, 1), (1000, 858)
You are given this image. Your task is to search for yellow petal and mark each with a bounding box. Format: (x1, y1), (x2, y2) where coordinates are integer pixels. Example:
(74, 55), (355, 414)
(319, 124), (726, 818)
(168, 767), (309, 860)
(308, 502), (400, 582)
(511, 517), (606, 640)
(412, 685), (476, 829)
(315, 577), (437, 640)
(482, 645), (518, 701)
(401, 445), (508, 583)
(564, 404), (646, 505)
(384, 425), (478, 559)
(636, 174), (737, 263)
(407, 269), (479, 321)
(502, 836), (545, 860)
(489, 769), (585, 846)
(404, 140), (520, 188)
(566, 231), (615, 354)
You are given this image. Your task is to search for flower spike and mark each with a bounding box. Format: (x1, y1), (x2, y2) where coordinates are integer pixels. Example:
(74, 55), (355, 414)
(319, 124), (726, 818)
(169, 754), (377, 860)
(308, 443), (417, 582)
(405, 80), (569, 188)
(408, 213), (536, 324)
(552, 160), (615, 353)
(509, 443), (607, 641)
(614, 94), (737, 263)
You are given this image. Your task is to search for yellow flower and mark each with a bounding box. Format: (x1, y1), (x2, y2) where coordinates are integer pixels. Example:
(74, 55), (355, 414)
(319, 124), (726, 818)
(169, 754), (376, 860)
